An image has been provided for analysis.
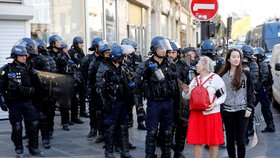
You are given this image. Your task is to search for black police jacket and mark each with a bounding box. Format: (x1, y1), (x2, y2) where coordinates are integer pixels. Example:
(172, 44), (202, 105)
(175, 59), (190, 84)
(134, 56), (179, 104)
(68, 47), (85, 66)
(96, 61), (130, 109)
(0, 61), (40, 101)
(27, 54), (50, 72)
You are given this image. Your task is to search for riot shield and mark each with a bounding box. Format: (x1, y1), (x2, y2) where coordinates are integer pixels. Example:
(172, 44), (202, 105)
(177, 78), (190, 122)
(36, 70), (74, 108)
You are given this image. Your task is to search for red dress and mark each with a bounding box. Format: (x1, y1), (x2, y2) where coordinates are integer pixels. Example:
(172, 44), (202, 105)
(186, 111), (224, 145)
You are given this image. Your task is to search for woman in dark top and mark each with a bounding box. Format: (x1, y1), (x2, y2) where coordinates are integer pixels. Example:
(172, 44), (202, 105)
(218, 49), (255, 158)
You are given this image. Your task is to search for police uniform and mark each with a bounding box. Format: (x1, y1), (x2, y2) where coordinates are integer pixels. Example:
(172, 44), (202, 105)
(69, 37), (88, 118)
(96, 46), (133, 158)
(241, 45), (259, 143)
(172, 59), (190, 157)
(86, 39), (111, 142)
(134, 56), (178, 158)
(125, 52), (145, 129)
(0, 45), (44, 157)
(37, 39), (57, 138)
(48, 36), (71, 130)
(254, 48), (275, 132)
(27, 52), (52, 149)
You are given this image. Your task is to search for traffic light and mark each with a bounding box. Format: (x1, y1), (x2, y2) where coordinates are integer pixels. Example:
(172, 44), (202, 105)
(227, 17), (232, 38)
(209, 23), (215, 37)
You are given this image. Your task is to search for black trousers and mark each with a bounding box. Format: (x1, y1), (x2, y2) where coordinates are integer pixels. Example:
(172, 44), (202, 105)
(222, 110), (248, 158)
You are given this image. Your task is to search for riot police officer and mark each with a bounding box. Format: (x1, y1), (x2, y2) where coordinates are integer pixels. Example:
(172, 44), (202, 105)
(69, 37), (88, 117)
(96, 45), (134, 158)
(134, 36), (179, 158)
(84, 38), (105, 138)
(241, 45), (259, 144)
(182, 47), (198, 66)
(253, 47), (275, 132)
(0, 45), (45, 157)
(19, 38), (52, 149)
(121, 38), (145, 130)
(68, 36), (88, 118)
(48, 35), (71, 131)
(87, 38), (111, 143)
(37, 39), (57, 72)
(167, 40), (190, 158)
(201, 39), (224, 73)
(36, 39), (57, 138)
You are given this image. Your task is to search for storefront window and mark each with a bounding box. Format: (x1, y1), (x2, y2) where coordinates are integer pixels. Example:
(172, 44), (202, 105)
(105, 0), (116, 42)
(27, 0), (85, 46)
(88, 0), (103, 40)
(161, 14), (168, 37)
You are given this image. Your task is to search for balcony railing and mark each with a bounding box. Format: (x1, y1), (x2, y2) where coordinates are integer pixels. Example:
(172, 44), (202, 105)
(0, 0), (22, 4)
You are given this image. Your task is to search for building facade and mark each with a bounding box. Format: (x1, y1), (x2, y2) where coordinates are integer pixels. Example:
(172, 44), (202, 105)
(0, 0), (197, 65)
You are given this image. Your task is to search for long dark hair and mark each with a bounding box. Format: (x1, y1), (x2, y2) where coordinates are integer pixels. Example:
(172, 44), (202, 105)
(218, 48), (243, 90)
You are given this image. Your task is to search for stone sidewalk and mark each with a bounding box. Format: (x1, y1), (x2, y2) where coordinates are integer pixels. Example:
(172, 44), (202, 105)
(0, 105), (279, 158)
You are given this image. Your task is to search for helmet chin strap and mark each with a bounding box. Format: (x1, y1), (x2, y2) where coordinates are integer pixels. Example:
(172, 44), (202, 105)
(154, 52), (165, 58)
(173, 56), (179, 62)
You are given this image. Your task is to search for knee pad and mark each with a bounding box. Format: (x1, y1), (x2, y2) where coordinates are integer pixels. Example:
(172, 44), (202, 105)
(31, 121), (39, 128)
(39, 112), (47, 120)
(147, 130), (157, 140)
(13, 122), (22, 132)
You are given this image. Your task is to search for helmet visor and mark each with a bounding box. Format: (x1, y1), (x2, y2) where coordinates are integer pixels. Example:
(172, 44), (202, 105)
(98, 40), (110, 52)
(155, 39), (173, 52)
(121, 45), (134, 55)
(15, 39), (37, 54)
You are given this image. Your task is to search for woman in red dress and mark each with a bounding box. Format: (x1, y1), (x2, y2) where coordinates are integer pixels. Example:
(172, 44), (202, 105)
(182, 56), (226, 158)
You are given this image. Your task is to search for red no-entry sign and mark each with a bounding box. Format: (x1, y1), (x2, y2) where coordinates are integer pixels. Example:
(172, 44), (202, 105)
(190, 0), (219, 21)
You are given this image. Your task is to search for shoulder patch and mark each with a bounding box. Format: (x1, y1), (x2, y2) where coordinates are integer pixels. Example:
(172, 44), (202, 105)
(1, 70), (5, 75)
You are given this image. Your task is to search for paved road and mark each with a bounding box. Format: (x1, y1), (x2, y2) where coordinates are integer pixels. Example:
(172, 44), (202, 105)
(0, 104), (279, 158)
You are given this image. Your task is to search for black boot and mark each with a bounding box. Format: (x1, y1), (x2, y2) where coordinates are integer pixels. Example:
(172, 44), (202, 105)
(129, 142), (136, 150)
(95, 130), (105, 143)
(105, 125), (115, 158)
(27, 121), (45, 157)
(137, 122), (146, 130)
(39, 112), (51, 149)
(174, 152), (185, 158)
(15, 148), (23, 158)
(173, 125), (187, 158)
(12, 122), (24, 158)
(145, 130), (157, 158)
(119, 125), (134, 158)
(161, 131), (171, 158)
(42, 139), (51, 149)
(87, 127), (97, 138)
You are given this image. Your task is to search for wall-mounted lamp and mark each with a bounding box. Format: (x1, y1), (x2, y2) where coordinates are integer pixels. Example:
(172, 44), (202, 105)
(181, 24), (187, 31)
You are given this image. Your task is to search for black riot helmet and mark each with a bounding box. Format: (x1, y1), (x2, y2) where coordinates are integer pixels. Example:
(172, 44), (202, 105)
(150, 36), (172, 58)
(72, 36), (84, 48)
(182, 47), (196, 55)
(241, 45), (254, 59)
(61, 41), (68, 49)
(201, 39), (215, 55)
(169, 40), (182, 54)
(36, 39), (48, 53)
(109, 45), (125, 62)
(253, 47), (266, 61)
(89, 37), (103, 51)
(121, 38), (138, 49)
(7, 45), (28, 59)
(16, 38), (37, 55)
(48, 35), (62, 49)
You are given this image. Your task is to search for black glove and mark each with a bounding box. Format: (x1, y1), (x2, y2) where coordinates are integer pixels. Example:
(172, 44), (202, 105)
(18, 86), (35, 95)
(136, 105), (146, 122)
(0, 96), (8, 111)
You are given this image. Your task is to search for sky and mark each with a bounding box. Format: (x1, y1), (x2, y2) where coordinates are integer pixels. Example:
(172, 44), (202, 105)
(218, 0), (280, 28)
